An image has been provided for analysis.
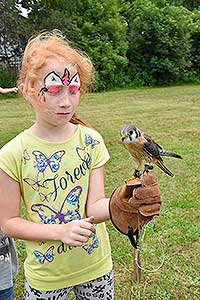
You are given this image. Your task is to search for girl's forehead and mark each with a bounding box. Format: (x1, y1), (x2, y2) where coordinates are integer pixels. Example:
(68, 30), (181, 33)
(39, 58), (77, 79)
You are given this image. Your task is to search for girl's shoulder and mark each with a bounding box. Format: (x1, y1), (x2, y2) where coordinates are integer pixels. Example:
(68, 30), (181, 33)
(79, 124), (104, 141)
(0, 130), (29, 153)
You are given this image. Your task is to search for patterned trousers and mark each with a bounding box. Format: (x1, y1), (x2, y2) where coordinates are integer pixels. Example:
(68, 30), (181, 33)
(24, 271), (114, 300)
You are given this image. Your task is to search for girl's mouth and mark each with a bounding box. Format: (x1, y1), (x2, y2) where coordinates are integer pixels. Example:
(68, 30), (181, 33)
(56, 112), (70, 116)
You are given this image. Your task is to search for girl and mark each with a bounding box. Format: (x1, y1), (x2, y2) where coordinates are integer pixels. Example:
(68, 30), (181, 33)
(0, 31), (113, 299)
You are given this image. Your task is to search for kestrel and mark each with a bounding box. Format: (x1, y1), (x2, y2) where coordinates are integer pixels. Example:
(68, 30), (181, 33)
(120, 124), (182, 177)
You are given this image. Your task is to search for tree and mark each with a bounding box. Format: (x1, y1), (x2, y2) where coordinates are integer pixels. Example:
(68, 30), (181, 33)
(17, 0), (128, 91)
(127, 0), (192, 86)
(181, 0), (200, 11)
(0, 0), (26, 64)
(150, 0), (200, 11)
(190, 7), (200, 77)
(0, 0), (31, 86)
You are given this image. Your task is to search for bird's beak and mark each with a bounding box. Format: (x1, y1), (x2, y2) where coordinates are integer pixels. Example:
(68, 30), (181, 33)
(121, 134), (127, 142)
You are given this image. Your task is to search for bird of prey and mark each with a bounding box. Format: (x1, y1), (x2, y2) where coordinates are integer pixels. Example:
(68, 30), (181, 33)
(120, 124), (182, 177)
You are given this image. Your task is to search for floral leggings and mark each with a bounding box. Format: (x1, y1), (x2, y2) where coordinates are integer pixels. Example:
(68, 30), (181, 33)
(24, 271), (114, 300)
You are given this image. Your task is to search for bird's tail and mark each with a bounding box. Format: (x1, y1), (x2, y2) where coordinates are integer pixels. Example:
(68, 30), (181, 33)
(160, 150), (182, 159)
(155, 160), (174, 177)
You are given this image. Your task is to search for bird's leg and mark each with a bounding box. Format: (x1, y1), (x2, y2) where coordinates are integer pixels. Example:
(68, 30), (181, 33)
(134, 169), (143, 178)
(143, 163), (154, 173)
(125, 169), (142, 183)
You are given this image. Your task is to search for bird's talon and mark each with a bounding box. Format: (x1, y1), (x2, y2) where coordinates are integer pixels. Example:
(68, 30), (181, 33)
(144, 164), (154, 173)
(125, 169), (142, 183)
(134, 169), (142, 178)
(125, 175), (136, 183)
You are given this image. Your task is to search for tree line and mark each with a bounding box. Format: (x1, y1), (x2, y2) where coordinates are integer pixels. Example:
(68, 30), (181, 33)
(1, 0), (200, 91)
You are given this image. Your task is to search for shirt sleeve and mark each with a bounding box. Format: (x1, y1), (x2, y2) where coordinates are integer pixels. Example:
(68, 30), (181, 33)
(89, 130), (110, 169)
(0, 137), (21, 182)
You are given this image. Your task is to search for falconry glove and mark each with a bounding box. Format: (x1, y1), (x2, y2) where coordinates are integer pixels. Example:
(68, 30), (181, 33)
(109, 172), (161, 248)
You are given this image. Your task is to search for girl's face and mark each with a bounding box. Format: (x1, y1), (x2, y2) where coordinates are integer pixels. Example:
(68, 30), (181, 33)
(32, 58), (81, 128)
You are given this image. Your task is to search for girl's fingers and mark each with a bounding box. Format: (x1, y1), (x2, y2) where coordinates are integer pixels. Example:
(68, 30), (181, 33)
(80, 216), (96, 233)
(72, 234), (89, 244)
(84, 216), (95, 223)
(71, 240), (84, 247)
(79, 228), (93, 238)
(62, 218), (96, 246)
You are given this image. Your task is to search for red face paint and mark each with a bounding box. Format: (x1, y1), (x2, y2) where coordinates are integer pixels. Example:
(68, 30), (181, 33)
(69, 85), (80, 93)
(47, 86), (61, 94)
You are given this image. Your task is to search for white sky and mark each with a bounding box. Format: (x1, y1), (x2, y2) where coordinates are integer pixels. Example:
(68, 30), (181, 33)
(15, 3), (29, 18)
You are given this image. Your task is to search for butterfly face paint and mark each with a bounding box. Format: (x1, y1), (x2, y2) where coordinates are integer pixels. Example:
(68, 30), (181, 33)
(39, 67), (80, 96)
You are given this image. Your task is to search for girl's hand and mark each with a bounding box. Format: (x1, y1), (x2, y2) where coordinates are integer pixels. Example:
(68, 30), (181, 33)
(12, 87), (18, 93)
(60, 216), (96, 247)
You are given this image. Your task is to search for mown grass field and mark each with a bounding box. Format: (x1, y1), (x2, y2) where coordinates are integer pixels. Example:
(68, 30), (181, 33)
(0, 85), (199, 300)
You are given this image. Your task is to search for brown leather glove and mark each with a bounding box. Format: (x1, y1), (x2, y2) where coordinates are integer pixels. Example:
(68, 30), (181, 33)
(109, 172), (161, 248)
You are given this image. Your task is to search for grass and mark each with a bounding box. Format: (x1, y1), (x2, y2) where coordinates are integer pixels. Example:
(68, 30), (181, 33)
(0, 85), (200, 300)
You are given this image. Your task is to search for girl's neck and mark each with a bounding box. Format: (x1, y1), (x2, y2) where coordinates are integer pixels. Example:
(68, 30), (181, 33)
(29, 121), (78, 142)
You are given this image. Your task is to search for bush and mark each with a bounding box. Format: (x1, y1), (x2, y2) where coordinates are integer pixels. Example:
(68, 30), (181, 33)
(127, 0), (193, 86)
(0, 67), (17, 88)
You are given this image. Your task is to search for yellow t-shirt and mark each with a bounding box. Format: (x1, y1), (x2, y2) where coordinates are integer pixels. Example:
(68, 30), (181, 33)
(0, 124), (112, 290)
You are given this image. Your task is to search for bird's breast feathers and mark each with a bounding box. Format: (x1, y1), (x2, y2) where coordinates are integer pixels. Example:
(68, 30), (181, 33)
(124, 137), (146, 164)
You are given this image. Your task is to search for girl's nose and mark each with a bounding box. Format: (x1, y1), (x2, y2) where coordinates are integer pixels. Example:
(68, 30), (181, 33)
(59, 94), (71, 107)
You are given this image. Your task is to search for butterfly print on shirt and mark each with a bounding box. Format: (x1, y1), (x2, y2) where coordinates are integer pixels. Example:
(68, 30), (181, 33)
(84, 134), (100, 149)
(31, 186), (82, 224)
(33, 245), (55, 264)
(22, 149), (30, 165)
(82, 233), (99, 255)
(23, 177), (48, 192)
(32, 150), (66, 174)
(76, 147), (91, 162)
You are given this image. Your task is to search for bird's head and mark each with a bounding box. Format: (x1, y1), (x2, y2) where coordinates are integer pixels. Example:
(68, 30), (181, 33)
(120, 124), (139, 143)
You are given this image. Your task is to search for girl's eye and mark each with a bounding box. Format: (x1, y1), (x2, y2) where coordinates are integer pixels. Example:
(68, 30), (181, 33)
(47, 86), (61, 94)
(69, 85), (80, 94)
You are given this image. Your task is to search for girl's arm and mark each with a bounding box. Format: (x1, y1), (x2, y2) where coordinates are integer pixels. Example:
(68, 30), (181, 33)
(0, 169), (95, 247)
(0, 87), (18, 94)
(86, 166), (110, 223)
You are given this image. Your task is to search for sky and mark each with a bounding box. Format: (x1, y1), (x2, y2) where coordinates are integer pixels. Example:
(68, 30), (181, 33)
(15, 3), (29, 18)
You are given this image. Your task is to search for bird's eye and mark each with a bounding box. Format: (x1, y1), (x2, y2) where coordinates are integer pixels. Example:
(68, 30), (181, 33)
(129, 131), (133, 135)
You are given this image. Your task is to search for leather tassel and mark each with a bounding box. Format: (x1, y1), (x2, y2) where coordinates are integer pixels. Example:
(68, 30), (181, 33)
(133, 249), (142, 283)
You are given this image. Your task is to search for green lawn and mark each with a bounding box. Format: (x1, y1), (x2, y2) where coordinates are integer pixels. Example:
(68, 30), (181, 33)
(0, 85), (199, 300)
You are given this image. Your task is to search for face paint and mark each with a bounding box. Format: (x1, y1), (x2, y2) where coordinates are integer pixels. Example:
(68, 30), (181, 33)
(68, 73), (81, 94)
(38, 67), (80, 96)
(47, 86), (61, 94)
(69, 85), (79, 94)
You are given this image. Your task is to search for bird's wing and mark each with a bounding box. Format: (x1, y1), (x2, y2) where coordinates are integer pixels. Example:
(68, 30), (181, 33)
(143, 133), (161, 148)
(143, 134), (163, 160)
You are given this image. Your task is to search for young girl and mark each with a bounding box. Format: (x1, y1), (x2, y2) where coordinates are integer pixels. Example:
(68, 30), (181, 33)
(0, 31), (113, 299)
